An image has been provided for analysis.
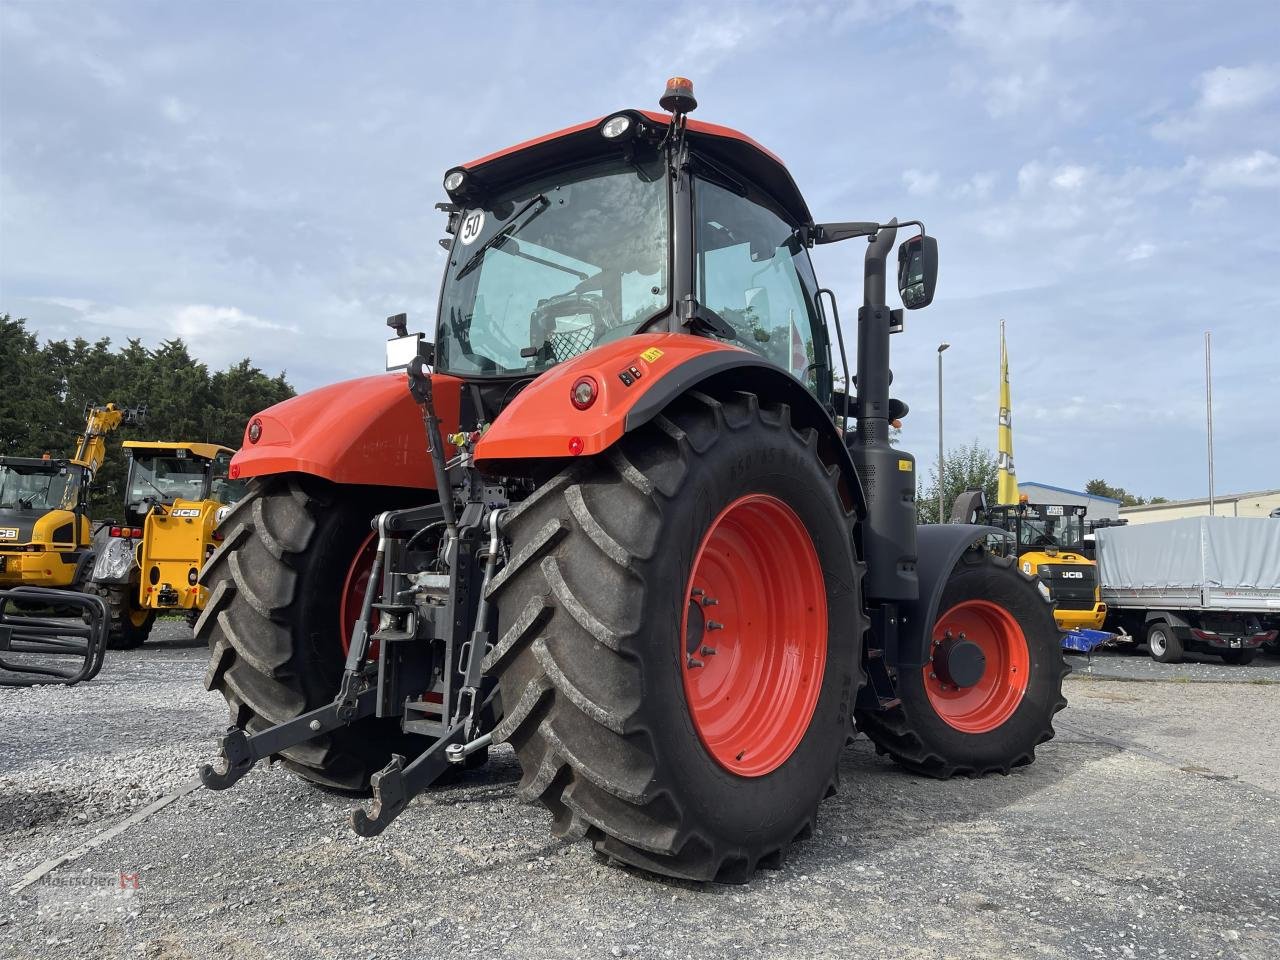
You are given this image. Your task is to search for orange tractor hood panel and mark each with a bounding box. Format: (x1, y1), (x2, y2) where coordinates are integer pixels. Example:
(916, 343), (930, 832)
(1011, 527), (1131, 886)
(475, 334), (749, 463)
(231, 372), (462, 489)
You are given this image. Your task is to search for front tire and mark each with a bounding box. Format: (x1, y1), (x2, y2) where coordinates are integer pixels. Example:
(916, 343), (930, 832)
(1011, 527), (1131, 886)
(487, 391), (863, 882)
(1147, 621), (1183, 663)
(198, 475), (428, 791)
(87, 582), (156, 649)
(856, 551), (1068, 777)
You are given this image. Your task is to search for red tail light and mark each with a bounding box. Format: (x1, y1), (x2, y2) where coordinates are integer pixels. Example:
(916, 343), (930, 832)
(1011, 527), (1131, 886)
(110, 526), (122, 537)
(132, 527), (143, 538)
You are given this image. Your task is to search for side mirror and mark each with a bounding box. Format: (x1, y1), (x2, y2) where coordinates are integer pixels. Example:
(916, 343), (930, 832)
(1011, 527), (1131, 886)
(897, 233), (938, 310)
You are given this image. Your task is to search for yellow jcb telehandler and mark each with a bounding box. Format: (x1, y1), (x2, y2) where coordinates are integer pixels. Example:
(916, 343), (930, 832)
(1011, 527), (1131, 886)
(87, 441), (246, 648)
(0, 403), (141, 594)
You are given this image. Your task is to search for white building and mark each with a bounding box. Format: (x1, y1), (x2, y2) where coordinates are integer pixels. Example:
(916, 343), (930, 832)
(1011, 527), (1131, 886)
(1120, 488), (1280, 524)
(1017, 482), (1122, 521)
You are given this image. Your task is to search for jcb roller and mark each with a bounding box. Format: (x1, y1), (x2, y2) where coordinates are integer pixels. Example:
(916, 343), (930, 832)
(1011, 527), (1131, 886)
(199, 79), (1067, 882)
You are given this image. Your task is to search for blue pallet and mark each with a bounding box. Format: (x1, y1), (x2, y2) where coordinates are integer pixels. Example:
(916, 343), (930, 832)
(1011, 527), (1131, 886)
(1062, 628), (1116, 654)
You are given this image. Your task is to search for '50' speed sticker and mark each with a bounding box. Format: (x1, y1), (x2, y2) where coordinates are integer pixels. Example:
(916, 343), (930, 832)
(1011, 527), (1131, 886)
(459, 210), (485, 245)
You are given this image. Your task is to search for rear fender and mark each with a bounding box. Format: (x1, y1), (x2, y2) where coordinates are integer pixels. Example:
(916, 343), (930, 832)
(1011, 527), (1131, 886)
(473, 332), (867, 517)
(894, 524), (1007, 669)
(230, 373), (462, 489)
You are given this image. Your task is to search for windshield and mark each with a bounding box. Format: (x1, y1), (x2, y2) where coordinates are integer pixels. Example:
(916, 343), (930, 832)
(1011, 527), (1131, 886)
(1019, 509), (1085, 549)
(0, 463), (80, 511)
(129, 455), (208, 505)
(436, 156), (669, 376)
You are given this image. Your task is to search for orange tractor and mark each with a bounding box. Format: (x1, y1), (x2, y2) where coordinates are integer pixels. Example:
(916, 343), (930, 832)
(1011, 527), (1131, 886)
(199, 80), (1066, 882)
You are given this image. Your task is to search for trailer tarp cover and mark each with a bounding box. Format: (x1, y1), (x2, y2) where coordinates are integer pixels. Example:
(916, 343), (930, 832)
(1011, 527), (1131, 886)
(1096, 517), (1280, 610)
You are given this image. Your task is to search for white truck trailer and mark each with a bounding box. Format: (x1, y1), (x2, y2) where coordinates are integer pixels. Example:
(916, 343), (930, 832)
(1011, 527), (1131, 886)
(1095, 517), (1280, 664)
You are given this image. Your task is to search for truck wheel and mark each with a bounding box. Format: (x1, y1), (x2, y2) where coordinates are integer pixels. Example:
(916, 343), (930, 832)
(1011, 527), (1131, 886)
(856, 551), (1068, 778)
(487, 391), (863, 882)
(198, 475), (428, 792)
(1220, 649), (1256, 665)
(86, 582), (156, 650)
(1146, 622), (1183, 663)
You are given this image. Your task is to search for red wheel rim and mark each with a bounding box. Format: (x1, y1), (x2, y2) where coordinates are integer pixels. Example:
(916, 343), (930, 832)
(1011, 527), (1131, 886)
(924, 600), (1029, 733)
(680, 494), (827, 777)
(339, 531), (377, 657)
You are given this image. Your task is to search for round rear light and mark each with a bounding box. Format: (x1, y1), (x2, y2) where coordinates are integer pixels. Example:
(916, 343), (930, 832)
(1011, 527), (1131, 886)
(248, 419), (262, 443)
(570, 376), (598, 410)
(568, 437), (585, 456)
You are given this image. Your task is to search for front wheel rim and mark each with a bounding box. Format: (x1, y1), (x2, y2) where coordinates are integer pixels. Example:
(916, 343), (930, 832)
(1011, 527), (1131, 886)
(1151, 630), (1167, 655)
(924, 600), (1030, 734)
(680, 494), (827, 778)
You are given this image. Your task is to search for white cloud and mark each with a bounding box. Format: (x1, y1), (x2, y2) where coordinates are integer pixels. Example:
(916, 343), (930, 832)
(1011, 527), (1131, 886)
(1051, 165), (1088, 191)
(1200, 64), (1280, 112)
(161, 96), (193, 124)
(956, 172), (996, 200)
(903, 169), (940, 196)
(1125, 242), (1156, 262)
(1203, 150), (1280, 190)
(1153, 62), (1280, 140)
(939, 0), (1098, 118)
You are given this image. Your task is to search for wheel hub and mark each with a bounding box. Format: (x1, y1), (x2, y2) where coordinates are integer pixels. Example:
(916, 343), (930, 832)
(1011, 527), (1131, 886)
(923, 600), (1030, 734)
(934, 635), (986, 688)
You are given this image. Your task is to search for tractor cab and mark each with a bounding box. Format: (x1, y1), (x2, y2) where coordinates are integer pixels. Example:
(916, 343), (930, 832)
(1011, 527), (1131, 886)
(0, 456), (91, 588)
(983, 499), (1105, 632)
(121, 442), (246, 528)
(88, 442), (245, 647)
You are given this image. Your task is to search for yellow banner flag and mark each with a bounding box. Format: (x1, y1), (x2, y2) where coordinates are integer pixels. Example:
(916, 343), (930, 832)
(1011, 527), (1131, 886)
(997, 319), (1019, 504)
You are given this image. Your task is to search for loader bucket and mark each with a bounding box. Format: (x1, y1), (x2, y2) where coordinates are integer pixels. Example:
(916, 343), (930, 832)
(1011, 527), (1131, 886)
(0, 587), (109, 686)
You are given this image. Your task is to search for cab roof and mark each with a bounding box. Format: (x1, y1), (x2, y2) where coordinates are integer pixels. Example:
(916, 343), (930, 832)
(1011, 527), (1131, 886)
(0, 455), (75, 471)
(458, 110), (812, 226)
(122, 441), (233, 461)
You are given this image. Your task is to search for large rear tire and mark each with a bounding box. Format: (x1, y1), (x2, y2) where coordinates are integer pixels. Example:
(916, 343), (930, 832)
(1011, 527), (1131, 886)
(855, 550), (1067, 777)
(486, 391), (863, 882)
(198, 475), (429, 791)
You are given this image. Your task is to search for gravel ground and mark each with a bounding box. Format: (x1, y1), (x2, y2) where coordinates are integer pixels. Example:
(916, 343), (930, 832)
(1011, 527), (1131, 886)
(3, 621), (1278, 960)
(1068, 645), (1280, 683)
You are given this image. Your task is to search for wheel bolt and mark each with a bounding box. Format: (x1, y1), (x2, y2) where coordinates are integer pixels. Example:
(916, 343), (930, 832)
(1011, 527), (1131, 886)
(702, 597), (719, 606)
(691, 588), (705, 597)
(700, 646), (717, 656)
(687, 656), (704, 669)
(707, 621), (724, 631)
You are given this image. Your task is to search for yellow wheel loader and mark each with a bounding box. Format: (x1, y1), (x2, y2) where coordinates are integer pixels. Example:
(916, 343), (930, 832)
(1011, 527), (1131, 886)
(953, 490), (1106, 631)
(87, 442), (246, 648)
(0, 403), (141, 595)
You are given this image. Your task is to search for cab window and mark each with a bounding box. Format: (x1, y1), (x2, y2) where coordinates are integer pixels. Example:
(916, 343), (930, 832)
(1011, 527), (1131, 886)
(695, 177), (828, 399)
(210, 451), (248, 506)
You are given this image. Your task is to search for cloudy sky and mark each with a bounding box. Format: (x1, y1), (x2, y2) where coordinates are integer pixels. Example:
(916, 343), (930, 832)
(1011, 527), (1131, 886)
(2, 0), (1277, 501)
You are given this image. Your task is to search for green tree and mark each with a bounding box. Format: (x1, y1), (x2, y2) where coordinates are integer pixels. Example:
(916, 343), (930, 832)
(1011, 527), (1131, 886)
(0, 316), (295, 513)
(1085, 478), (1167, 507)
(917, 439), (1000, 524)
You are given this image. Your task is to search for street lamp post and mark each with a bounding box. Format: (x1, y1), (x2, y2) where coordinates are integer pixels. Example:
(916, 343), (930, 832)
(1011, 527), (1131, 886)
(937, 342), (950, 523)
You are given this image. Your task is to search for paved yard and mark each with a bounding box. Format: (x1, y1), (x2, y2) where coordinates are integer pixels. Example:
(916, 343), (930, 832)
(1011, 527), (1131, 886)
(2, 623), (1277, 960)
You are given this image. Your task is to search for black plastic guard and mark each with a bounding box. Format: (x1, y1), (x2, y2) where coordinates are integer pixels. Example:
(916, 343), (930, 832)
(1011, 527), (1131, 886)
(894, 524), (1006, 670)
